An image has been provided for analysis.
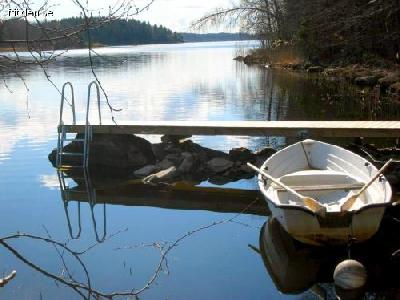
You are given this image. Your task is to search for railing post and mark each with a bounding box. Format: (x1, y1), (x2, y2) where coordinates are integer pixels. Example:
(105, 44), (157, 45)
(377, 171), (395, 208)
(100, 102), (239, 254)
(57, 82), (76, 168)
(59, 82), (76, 126)
(85, 81), (103, 168)
(86, 81), (102, 126)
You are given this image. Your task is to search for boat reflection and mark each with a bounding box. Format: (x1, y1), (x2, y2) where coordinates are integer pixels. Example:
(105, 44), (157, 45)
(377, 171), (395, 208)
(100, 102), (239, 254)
(259, 213), (400, 299)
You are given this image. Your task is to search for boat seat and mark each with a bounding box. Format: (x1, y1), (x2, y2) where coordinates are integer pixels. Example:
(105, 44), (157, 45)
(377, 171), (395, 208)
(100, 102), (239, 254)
(274, 169), (364, 192)
(272, 183), (364, 192)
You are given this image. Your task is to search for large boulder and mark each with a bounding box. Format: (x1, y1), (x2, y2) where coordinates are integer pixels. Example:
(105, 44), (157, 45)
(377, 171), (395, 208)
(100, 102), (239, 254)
(389, 82), (400, 97)
(144, 166), (179, 184)
(156, 158), (176, 170)
(233, 56), (245, 61)
(134, 165), (157, 177)
(243, 53), (267, 65)
(255, 147), (277, 157)
(152, 142), (184, 162)
(49, 134), (155, 170)
(180, 140), (228, 162)
(207, 158), (234, 173)
(324, 68), (343, 77)
(164, 153), (183, 165)
(378, 74), (400, 90)
(49, 134), (282, 185)
(229, 147), (255, 162)
(161, 134), (192, 144)
(87, 134), (155, 169)
(151, 143), (167, 161)
(354, 76), (378, 86)
(178, 152), (194, 173)
(307, 66), (324, 73)
(254, 147), (277, 166)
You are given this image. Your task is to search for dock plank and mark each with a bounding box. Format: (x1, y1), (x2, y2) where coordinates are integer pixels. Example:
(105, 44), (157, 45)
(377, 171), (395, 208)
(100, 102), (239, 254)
(60, 121), (400, 137)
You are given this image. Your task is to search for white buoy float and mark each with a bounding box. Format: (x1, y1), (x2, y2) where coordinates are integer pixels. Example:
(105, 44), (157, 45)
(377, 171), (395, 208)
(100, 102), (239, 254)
(333, 259), (367, 290)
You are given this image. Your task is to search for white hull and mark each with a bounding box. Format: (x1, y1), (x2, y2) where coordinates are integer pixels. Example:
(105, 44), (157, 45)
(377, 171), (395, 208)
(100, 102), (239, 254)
(268, 199), (385, 245)
(259, 140), (392, 246)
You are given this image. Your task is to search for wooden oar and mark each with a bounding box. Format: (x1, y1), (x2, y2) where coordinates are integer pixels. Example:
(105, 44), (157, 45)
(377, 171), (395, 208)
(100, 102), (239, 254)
(247, 163), (326, 214)
(340, 159), (393, 212)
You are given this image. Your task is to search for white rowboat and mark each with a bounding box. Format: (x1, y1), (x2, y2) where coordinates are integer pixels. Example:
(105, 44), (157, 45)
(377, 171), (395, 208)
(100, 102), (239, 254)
(257, 140), (392, 245)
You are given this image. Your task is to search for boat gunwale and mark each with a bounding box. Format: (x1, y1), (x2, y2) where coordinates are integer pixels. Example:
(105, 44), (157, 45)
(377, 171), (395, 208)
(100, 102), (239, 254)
(263, 194), (389, 217)
(258, 140), (392, 217)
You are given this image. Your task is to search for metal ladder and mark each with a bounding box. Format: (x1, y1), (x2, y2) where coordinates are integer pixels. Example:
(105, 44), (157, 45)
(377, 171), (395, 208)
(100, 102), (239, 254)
(83, 80), (102, 168)
(56, 82), (82, 169)
(56, 81), (106, 242)
(57, 81), (102, 169)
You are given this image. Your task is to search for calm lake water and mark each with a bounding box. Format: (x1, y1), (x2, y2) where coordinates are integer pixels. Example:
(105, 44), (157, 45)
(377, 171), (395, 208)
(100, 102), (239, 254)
(0, 41), (400, 299)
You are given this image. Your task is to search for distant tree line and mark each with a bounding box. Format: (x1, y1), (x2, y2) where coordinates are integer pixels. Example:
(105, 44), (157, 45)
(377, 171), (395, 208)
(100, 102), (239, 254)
(195, 0), (400, 64)
(0, 17), (183, 49)
(180, 32), (255, 43)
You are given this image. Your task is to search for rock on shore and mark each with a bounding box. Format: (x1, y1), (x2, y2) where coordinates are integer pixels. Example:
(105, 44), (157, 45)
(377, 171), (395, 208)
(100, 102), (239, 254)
(234, 49), (400, 100)
(49, 134), (276, 185)
(49, 135), (400, 188)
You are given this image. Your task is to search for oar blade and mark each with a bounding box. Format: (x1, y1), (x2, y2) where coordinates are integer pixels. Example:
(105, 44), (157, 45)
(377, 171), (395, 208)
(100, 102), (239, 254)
(303, 197), (326, 214)
(341, 195), (358, 212)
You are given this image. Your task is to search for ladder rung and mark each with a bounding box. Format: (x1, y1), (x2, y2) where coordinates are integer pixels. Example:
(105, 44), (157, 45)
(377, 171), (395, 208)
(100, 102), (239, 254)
(64, 138), (85, 142)
(58, 165), (84, 170)
(59, 152), (84, 156)
(61, 174), (86, 179)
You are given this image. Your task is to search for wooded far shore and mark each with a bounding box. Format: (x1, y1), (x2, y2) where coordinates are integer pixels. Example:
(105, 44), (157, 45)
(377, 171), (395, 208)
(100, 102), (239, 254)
(0, 17), (253, 50)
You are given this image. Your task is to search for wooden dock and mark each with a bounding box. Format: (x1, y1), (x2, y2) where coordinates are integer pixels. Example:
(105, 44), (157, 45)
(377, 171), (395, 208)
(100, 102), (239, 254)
(60, 121), (400, 138)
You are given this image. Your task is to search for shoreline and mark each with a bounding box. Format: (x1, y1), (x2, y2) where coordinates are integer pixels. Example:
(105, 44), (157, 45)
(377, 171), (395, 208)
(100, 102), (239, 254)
(235, 51), (400, 100)
(0, 39), (254, 54)
(0, 41), (183, 53)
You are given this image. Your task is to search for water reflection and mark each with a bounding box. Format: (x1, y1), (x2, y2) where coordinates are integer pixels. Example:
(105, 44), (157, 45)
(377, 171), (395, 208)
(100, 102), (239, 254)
(1, 41), (400, 164)
(57, 169), (106, 242)
(260, 216), (400, 299)
(2, 41), (400, 299)
(56, 167), (267, 242)
(0, 167), (268, 299)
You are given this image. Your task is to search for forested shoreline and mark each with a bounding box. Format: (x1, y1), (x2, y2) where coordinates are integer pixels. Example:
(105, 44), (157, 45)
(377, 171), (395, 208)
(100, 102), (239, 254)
(0, 17), (183, 49)
(180, 32), (255, 43)
(289, 0), (400, 65)
(195, 0), (400, 99)
(196, 0), (400, 65)
(0, 17), (256, 50)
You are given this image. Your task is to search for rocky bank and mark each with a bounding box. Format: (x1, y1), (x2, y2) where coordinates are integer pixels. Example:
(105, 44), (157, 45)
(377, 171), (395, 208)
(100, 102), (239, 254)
(236, 51), (400, 100)
(48, 133), (276, 185)
(49, 134), (400, 189)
